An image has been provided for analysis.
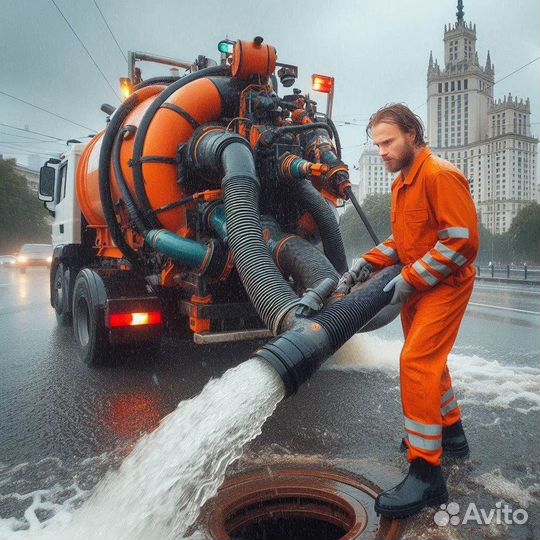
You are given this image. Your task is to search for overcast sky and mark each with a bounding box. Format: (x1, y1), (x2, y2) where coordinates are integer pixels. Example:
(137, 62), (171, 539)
(1, 0), (538, 179)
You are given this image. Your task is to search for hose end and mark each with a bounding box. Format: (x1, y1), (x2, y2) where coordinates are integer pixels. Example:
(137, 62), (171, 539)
(254, 320), (332, 397)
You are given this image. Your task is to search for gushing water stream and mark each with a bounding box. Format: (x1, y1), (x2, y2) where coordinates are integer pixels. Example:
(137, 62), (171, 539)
(25, 358), (285, 540)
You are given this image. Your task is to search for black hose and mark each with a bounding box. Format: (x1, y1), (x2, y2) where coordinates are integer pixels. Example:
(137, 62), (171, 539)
(98, 91), (149, 268)
(262, 216), (339, 291)
(294, 180), (348, 274)
(221, 147), (299, 334)
(131, 65), (229, 230)
(186, 128), (301, 333)
(255, 265), (401, 396)
(325, 116), (342, 159)
(311, 265), (400, 350)
(264, 122), (333, 145)
(112, 126), (148, 236)
(134, 76), (179, 90)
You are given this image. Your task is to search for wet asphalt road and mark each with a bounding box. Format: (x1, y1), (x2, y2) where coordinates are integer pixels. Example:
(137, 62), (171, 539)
(0, 266), (539, 539)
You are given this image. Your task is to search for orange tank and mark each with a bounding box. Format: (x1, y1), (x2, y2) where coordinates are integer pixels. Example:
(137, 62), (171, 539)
(231, 39), (277, 80)
(76, 78), (225, 245)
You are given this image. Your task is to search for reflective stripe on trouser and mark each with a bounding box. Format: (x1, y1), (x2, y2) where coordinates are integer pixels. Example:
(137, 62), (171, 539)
(403, 417), (442, 453)
(399, 271), (474, 465)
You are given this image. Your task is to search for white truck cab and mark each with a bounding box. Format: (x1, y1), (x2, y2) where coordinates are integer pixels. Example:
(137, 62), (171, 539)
(39, 142), (87, 247)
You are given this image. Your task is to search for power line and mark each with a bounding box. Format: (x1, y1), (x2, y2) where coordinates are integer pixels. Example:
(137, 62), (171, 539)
(0, 122), (93, 142)
(0, 140), (65, 145)
(0, 91), (98, 132)
(0, 130), (65, 144)
(0, 143), (61, 159)
(489, 57), (540, 90)
(92, 0), (127, 63)
(49, 0), (121, 101)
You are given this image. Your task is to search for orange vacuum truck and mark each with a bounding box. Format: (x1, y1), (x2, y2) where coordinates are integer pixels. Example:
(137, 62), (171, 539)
(38, 37), (398, 386)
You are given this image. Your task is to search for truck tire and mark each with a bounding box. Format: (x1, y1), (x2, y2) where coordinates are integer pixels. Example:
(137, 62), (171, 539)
(52, 264), (72, 326)
(72, 271), (112, 366)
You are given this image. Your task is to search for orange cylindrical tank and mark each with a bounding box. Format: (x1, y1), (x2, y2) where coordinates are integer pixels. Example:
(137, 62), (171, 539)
(140, 78), (224, 233)
(231, 39), (277, 80)
(76, 78), (225, 241)
(77, 85), (164, 230)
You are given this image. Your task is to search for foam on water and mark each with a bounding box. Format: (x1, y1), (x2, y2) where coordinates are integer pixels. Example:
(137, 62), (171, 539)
(474, 468), (540, 508)
(0, 358), (284, 540)
(324, 334), (540, 413)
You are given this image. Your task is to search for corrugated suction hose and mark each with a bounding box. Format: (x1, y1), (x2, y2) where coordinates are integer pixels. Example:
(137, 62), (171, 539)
(294, 180), (348, 274)
(255, 265), (401, 397)
(187, 129), (299, 334)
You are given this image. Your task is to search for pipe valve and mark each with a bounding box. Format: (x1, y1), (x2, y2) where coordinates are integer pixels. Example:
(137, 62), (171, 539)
(295, 277), (336, 318)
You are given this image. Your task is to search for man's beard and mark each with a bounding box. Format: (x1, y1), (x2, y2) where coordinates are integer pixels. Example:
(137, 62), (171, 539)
(386, 144), (415, 173)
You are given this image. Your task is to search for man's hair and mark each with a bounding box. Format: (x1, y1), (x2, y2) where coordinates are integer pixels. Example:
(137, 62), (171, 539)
(366, 103), (426, 147)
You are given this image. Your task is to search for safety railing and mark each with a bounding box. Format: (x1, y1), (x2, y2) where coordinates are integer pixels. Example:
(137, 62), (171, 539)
(476, 264), (540, 282)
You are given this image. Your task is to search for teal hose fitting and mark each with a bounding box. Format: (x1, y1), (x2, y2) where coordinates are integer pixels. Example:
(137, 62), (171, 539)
(145, 229), (210, 272)
(207, 204), (228, 245)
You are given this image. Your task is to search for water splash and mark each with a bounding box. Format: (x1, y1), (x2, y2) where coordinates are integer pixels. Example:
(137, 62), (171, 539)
(324, 334), (540, 413)
(3, 358), (284, 540)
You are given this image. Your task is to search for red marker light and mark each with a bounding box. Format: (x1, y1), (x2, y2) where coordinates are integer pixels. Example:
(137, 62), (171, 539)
(312, 74), (334, 94)
(108, 311), (162, 328)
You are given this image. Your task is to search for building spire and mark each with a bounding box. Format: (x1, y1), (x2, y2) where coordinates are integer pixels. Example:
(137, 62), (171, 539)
(456, 0), (464, 23)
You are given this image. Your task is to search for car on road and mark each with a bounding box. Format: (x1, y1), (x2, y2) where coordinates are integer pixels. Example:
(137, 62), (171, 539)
(0, 255), (17, 267)
(16, 244), (52, 272)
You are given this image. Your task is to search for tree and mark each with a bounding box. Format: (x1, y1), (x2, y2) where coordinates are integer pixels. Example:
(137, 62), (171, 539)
(476, 219), (494, 264)
(340, 193), (391, 259)
(507, 202), (540, 263)
(0, 158), (51, 253)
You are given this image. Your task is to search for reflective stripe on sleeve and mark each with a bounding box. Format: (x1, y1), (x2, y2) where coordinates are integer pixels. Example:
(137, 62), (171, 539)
(412, 261), (439, 286)
(441, 388), (455, 404)
(434, 242), (468, 266)
(375, 243), (398, 261)
(422, 253), (452, 277)
(404, 417), (442, 437)
(438, 227), (470, 240)
(406, 433), (442, 452)
(441, 399), (459, 416)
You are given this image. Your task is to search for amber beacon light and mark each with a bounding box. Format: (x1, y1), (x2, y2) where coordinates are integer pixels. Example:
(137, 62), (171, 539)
(312, 74), (335, 117)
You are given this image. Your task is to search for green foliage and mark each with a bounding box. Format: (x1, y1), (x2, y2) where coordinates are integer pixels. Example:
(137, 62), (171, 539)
(477, 204), (539, 264)
(0, 158), (51, 253)
(340, 193), (391, 260)
(340, 195), (540, 265)
(507, 202), (540, 263)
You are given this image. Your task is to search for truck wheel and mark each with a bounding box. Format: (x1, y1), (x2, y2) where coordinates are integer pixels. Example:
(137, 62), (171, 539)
(72, 272), (112, 366)
(52, 264), (72, 326)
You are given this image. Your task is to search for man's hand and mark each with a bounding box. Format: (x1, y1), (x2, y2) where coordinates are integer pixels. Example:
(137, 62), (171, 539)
(383, 273), (414, 305)
(335, 258), (371, 294)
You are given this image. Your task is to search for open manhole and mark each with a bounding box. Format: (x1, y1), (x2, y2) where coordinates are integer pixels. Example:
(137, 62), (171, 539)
(201, 468), (403, 540)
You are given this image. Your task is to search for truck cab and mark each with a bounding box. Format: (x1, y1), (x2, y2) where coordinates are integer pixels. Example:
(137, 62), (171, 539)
(38, 142), (86, 247)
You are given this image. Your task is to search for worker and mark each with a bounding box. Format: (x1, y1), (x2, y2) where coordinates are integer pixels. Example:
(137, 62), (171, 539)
(350, 103), (479, 518)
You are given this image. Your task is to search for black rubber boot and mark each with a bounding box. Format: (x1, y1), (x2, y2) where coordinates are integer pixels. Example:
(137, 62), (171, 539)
(400, 420), (469, 457)
(374, 458), (448, 519)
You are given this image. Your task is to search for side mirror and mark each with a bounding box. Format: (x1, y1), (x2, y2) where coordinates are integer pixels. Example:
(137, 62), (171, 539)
(38, 164), (56, 202)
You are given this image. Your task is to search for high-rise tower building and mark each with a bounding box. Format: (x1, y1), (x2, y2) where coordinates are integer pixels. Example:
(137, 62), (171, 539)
(427, 0), (538, 234)
(357, 1), (538, 234)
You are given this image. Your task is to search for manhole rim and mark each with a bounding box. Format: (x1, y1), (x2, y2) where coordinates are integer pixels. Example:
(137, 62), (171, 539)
(202, 466), (403, 540)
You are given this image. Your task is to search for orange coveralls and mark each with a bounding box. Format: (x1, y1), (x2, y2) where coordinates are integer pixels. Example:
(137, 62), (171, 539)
(363, 147), (479, 466)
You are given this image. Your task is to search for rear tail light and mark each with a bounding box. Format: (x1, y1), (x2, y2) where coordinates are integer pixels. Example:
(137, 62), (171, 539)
(108, 311), (162, 328)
